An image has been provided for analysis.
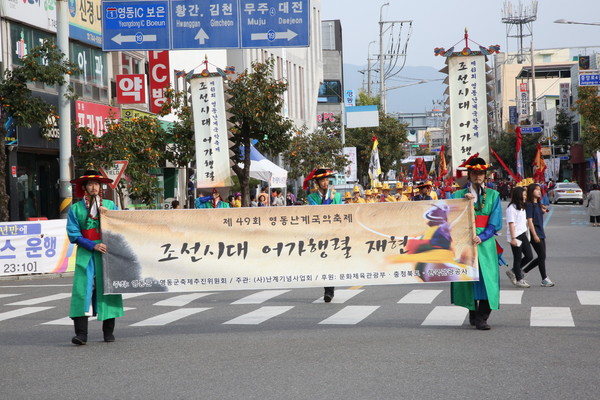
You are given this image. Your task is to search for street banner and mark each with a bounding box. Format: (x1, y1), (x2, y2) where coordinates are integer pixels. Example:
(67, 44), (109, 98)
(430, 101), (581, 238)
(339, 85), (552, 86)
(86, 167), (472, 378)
(0, 220), (76, 277)
(368, 136), (381, 184)
(447, 55), (490, 172)
(190, 76), (234, 188)
(343, 147), (357, 182)
(102, 200), (479, 294)
(76, 100), (118, 137)
(148, 50), (171, 114)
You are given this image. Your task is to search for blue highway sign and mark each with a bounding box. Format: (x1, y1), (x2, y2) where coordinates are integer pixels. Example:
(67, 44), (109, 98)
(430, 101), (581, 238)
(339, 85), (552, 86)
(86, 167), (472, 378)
(579, 71), (600, 87)
(171, 0), (240, 49)
(102, 0), (171, 51)
(239, 0), (309, 48)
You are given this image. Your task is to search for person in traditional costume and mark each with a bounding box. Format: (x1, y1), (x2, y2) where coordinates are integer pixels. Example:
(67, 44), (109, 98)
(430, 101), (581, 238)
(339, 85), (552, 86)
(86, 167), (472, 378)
(304, 168), (341, 302)
(450, 157), (502, 330)
(381, 183), (396, 202)
(350, 185), (366, 204)
(67, 170), (124, 345)
(196, 188), (231, 208)
(412, 182), (433, 201)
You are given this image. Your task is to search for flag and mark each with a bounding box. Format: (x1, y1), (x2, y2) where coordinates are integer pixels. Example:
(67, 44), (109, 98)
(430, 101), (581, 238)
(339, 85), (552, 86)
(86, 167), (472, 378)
(490, 147), (519, 182)
(368, 136), (381, 185)
(532, 143), (546, 182)
(413, 157), (428, 181)
(438, 145), (448, 180)
(515, 126), (524, 180)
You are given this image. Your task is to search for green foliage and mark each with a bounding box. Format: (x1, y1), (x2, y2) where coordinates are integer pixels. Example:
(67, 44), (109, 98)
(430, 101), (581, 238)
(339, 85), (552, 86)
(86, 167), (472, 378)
(283, 126), (349, 179)
(575, 86), (600, 154)
(0, 39), (79, 221)
(356, 90), (380, 106)
(554, 108), (573, 148)
(345, 112), (408, 183)
(74, 116), (169, 206)
(159, 87), (195, 168)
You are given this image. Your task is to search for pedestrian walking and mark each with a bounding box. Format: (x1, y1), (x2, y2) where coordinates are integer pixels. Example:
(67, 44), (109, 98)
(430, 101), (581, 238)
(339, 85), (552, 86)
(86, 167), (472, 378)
(523, 183), (554, 287)
(67, 170), (124, 345)
(505, 186), (533, 288)
(586, 184), (600, 227)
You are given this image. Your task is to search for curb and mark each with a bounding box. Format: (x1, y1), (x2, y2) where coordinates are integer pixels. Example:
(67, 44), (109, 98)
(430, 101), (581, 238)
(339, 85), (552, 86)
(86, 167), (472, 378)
(0, 272), (74, 282)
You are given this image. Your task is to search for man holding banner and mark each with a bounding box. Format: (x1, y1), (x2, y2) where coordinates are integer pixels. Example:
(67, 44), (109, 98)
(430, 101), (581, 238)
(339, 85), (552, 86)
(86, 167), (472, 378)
(304, 168), (341, 302)
(451, 158), (502, 330)
(67, 170), (124, 345)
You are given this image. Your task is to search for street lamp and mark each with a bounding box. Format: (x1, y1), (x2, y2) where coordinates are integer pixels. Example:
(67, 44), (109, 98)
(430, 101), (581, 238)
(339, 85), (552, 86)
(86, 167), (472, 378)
(554, 19), (600, 26)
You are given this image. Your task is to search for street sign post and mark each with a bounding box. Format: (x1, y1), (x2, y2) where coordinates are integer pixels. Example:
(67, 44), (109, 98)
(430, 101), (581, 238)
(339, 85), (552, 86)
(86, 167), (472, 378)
(170, 0), (240, 49)
(519, 125), (543, 134)
(100, 161), (129, 190)
(102, 0), (171, 51)
(579, 70), (600, 86)
(239, 0), (309, 48)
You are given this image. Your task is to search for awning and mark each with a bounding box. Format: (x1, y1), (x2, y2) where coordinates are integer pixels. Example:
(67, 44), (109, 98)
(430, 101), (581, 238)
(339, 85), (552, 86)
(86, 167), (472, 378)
(241, 146), (288, 188)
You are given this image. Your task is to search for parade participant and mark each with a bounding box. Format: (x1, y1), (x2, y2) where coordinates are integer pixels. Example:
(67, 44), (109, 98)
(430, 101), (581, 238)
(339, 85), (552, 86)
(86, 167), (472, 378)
(196, 188), (231, 208)
(523, 183), (554, 287)
(428, 181), (439, 200)
(505, 186), (533, 288)
(67, 170), (124, 345)
(364, 189), (374, 203)
(351, 186), (365, 204)
(451, 157), (502, 330)
(303, 168), (341, 302)
(233, 192), (242, 207)
(413, 182), (433, 201)
(381, 183), (396, 202)
(344, 192), (351, 204)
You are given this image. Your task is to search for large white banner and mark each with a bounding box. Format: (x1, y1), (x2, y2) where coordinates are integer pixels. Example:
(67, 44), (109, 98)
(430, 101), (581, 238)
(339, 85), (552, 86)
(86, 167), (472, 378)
(448, 55), (490, 172)
(190, 76), (233, 188)
(102, 200), (479, 294)
(0, 220), (75, 276)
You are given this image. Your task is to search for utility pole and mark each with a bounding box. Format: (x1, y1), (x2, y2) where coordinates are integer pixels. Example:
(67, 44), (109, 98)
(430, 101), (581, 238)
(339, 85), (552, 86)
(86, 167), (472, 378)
(57, 0), (72, 218)
(378, 3), (388, 113)
(530, 40), (537, 124)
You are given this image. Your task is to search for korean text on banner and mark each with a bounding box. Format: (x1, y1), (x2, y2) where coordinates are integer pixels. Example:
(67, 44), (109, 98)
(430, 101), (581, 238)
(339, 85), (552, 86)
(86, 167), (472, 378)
(191, 76), (233, 188)
(0, 220), (75, 276)
(102, 200), (478, 294)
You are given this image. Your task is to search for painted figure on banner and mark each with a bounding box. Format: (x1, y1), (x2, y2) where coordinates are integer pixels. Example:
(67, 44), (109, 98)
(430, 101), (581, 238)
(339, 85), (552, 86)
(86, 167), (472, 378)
(450, 157), (502, 330)
(303, 168), (341, 302)
(67, 170), (124, 345)
(195, 188), (231, 208)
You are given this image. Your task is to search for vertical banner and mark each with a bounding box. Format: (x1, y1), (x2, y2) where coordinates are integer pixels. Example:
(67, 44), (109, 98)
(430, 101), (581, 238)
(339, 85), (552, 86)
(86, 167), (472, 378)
(448, 55), (490, 172)
(519, 82), (529, 122)
(148, 51), (171, 114)
(343, 147), (357, 182)
(559, 83), (570, 111)
(116, 74), (147, 104)
(190, 76), (233, 188)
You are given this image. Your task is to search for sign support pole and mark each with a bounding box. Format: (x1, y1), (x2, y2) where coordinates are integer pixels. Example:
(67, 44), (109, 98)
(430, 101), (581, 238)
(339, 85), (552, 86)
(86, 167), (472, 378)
(57, 0), (72, 218)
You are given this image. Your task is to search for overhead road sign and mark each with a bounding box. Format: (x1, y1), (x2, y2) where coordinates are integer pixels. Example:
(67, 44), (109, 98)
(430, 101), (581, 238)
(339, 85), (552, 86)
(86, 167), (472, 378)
(171, 0), (240, 49)
(519, 125), (543, 134)
(579, 70), (600, 86)
(239, 0), (309, 48)
(102, 0), (171, 51)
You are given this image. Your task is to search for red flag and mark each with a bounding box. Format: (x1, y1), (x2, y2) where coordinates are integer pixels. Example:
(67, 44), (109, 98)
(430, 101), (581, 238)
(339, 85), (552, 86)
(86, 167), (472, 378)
(533, 143), (547, 182)
(438, 145), (447, 180)
(490, 147), (519, 182)
(515, 126), (524, 180)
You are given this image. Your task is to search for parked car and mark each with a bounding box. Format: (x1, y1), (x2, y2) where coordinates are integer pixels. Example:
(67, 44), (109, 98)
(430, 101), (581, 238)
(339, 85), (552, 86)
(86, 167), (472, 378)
(548, 182), (583, 204)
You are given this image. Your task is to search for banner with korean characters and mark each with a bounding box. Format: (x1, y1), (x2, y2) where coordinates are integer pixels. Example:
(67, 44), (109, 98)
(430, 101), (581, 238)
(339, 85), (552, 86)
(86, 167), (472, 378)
(101, 199), (478, 294)
(0, 220), (76, 277)
(190, 76), (233, 188)
(447, 55), (490, 172)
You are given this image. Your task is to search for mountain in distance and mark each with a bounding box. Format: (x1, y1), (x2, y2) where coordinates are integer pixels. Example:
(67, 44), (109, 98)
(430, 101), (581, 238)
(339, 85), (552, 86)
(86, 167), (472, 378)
(343, 63), (446, 113)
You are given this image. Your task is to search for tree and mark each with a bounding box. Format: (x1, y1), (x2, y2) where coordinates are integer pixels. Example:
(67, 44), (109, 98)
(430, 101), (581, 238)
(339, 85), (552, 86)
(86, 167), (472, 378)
(74, 116), (169, 207)
(575, 86), (600, 154)
(0, 39), (79, 221)
(227, 59), (294, 206)
(283, 125), (349, 179)
(554, 108), (573, 149)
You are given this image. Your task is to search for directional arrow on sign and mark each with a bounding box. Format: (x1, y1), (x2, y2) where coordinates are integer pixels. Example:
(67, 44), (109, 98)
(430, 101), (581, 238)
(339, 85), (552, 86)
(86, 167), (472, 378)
(251, 29), (298, 41)
(111, 33), (158, 45)
(194, 28), (209, 45)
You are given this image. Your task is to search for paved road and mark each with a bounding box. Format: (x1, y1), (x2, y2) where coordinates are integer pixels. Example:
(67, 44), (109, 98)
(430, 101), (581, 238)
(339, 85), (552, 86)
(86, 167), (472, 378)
(1, 203), (598, 399)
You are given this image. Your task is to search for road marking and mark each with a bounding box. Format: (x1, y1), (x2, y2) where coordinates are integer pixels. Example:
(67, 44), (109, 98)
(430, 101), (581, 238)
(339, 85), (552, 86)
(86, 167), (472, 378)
(0, 307), (54, 322)
(500, 290), (524, 304)
(154, 293), (216, 307)
(313, 289), (364, 304)
(42, 307), (136, 325)
(319, 306), (380, 325)
(6, 293), (70, 306)
(0, 284), (72, 288)
(398, 289), (443, 304)
(231, 290), (290, 305)
(348, 286), (363, 290)
(0, 294), (20, 299)
(131, 308), (211, 326)
(576, 291), (600, 305)
(223, 306), (293, 325)
(530, 307), (574, 327)
(422, 306), (469, 326)
(121, 293), (151, 299)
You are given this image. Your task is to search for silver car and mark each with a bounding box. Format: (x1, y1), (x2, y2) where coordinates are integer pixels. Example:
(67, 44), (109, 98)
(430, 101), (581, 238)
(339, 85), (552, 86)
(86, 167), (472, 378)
(548, 182), (584, 204)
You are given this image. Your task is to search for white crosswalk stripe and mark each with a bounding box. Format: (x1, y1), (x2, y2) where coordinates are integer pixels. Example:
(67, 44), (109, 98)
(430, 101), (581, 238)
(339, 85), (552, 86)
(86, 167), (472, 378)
(223, 306), (293, 325)
(576, 291), (600, 305)
(131, 308), (211, 326)
(231, 290), (290, 305)
(530, 307), (575, 327)
(422, 306), (469, 326)
(398, 289), (443, 304)
(319, 306), (380, 325)
(0, 294), (21, 299)
(121, 293), (151, 299)
(6, 293), (71, 306)
(312, 289), (364, 304)
(42, 307), (136, 326)
(0, 307), (54, 322)
(500, 290), (524, 304)
(154, 293), (216, 307)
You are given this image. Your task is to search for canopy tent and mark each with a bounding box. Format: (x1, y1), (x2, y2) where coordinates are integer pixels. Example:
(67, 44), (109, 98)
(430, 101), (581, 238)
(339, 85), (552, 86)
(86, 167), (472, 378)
(242, 145), (288, 188)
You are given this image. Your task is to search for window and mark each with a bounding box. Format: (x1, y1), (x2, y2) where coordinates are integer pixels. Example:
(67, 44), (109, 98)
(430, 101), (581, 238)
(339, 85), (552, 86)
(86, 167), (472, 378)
(318, 80), (342, 103)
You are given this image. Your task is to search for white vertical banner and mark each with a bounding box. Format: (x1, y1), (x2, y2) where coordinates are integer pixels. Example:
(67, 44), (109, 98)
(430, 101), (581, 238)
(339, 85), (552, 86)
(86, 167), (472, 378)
(518, 82), (529, 121)
(448, 55), (490, 172)
(190, 76), (233, 188)
(559, 83), (570, 111)
(343, 147), (357, 182)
